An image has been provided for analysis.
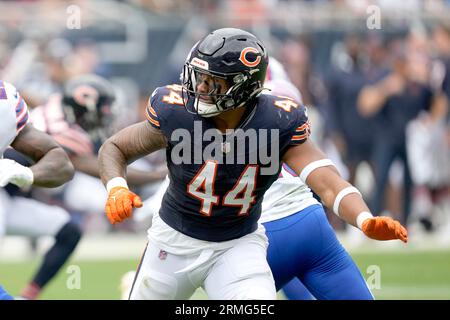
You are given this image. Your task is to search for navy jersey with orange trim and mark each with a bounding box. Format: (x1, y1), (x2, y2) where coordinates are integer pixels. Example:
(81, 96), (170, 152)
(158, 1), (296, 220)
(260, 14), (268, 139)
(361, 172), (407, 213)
(146, 84), (310, 241)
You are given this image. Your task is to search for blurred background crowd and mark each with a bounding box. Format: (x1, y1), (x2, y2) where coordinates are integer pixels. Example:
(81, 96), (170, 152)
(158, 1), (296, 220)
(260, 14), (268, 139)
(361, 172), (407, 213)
(1, 0), (449, 240)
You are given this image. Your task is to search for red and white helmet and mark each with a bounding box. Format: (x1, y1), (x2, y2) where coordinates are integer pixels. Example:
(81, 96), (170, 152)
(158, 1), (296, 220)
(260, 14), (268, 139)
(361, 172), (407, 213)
(264, 57), (303, 103)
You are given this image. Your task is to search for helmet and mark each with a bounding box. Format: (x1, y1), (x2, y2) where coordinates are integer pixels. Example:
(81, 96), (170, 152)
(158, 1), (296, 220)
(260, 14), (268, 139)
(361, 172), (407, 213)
(181, 28), (269, 117)
(62, 74), (116, 140)
(264, 57), (303, 103)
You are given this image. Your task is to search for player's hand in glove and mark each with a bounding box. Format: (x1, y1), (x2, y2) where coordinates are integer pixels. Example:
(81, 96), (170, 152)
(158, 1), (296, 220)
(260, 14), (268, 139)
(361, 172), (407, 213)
(105, 187), (143, 224)
(362, 216), (408, 243)
(0, 159), (34, 188)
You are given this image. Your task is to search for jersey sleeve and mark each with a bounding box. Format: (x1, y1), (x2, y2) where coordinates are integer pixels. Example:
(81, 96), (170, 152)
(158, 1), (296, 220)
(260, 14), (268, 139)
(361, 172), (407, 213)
(15, 96), (29, 133)
(1, 81), (30, 133)
(145, 85), (184, 133)
(145, 88), (162, 130)
(289, 104), (311, 145)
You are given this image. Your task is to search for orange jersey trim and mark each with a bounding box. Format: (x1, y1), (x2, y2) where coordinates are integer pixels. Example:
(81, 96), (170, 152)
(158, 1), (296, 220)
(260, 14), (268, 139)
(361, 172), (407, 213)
(145, 112), (160, 127)
(148, 106), (158, 118)
(291, 134), (308, 141)
(295, 123), (310, 132)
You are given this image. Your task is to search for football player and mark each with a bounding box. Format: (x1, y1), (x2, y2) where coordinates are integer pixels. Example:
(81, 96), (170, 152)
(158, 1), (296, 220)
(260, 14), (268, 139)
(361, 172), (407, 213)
(99, 28), (407, 300)
(0, 80), (74, 300)
(3, 75), (164, 299)
(120, 60), (407, 300)
(31, 74), (167, 217)
(2, 148), (82, 300)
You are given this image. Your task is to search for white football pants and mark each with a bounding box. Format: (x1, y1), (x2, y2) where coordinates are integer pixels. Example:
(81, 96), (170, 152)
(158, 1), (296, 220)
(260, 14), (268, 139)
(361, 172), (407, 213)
(129, 239), (276, 300)
(0, 191), (70, 237)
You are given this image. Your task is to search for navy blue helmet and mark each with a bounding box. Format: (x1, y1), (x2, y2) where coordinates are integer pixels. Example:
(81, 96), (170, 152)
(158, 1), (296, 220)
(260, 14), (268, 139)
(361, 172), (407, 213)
(181, 28), (269, 117)
(62, 74), (116, 136)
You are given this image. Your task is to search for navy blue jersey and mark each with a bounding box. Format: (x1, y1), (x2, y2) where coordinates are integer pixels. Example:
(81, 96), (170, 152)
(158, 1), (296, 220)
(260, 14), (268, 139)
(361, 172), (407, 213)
(146, 84), (310, 241)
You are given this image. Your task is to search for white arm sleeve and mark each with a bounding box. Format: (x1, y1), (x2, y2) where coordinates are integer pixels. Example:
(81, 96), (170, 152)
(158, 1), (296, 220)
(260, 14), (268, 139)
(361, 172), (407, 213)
(299, 159), (336, 183)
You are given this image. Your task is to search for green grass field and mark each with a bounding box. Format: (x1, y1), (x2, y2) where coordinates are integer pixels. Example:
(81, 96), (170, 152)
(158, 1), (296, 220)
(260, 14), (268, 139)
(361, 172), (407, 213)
(1, 250), (450, 299)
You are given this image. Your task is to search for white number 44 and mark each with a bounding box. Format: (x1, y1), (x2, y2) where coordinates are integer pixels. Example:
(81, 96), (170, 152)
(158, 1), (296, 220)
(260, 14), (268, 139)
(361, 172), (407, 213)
(187, 160), (258, 216)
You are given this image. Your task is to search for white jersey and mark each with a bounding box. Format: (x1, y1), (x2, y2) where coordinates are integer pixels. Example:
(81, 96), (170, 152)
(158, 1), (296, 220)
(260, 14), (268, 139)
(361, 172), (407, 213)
(260, 59), (320, 223)
(259, 164), (320, 223)
(0, 81), (29, 156)
(0, 80), (32, 237)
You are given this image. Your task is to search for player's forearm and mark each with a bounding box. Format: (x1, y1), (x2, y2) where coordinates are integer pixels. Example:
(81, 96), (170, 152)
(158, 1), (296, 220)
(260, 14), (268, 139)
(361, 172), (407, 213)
(72, 154), (167, 186)
(98, 139), (129, 185)
(283, 142), (371, 229)
(337, 194), (372, 228)
(10, 125), (73, 187)
(69, 155), (102, 178)
(30, 147), (74, 187)
(126, 167), (168, 186)
(98, 122), (167, 186)
(308, 170), (371, 228)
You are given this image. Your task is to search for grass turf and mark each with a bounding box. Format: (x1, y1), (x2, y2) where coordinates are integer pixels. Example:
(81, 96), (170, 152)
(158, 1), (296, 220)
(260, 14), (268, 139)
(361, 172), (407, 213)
(1, 250), (449, 300)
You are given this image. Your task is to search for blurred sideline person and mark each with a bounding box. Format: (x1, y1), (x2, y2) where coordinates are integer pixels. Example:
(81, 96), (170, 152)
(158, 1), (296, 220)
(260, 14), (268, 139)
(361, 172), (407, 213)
(358, 37), (445, 225)
(0, 80), (74, 300)
(119, 58), (407, 300)
(99, 28), (407, 300)
(404, 24), (450, 233)
(31, 74), (167, 221)
(326, 34), (388, 191)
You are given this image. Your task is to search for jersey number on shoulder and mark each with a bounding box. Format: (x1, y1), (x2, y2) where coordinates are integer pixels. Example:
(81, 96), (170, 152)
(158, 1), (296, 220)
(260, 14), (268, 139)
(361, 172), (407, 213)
(187, 160), (258, 216)
(274, 97), (298, 112)
(162, 84), (184, 106)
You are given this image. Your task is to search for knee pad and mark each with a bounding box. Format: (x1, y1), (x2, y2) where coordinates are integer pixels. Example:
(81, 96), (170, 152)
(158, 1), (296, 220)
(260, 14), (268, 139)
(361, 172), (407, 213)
(130, 269), (178, 300)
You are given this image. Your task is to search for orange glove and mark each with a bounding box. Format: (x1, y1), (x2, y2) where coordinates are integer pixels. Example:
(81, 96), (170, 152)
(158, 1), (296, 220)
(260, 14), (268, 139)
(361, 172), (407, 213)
(105, 187), (143, 224)
(362, 216), (408, 243)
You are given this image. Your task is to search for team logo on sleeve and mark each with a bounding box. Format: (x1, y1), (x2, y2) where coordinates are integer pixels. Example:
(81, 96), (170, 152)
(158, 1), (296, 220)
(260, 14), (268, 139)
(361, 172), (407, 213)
(0, 81), (7, 99)
(239, 47), (261, 67)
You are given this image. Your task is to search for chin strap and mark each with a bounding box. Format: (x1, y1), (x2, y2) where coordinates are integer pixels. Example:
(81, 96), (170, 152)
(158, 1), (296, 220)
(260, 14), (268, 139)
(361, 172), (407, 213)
(196, 100), (223, 117)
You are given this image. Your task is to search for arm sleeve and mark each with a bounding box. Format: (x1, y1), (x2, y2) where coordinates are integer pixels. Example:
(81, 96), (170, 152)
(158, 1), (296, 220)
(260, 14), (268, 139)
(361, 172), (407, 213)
(2, 81), (30, 133)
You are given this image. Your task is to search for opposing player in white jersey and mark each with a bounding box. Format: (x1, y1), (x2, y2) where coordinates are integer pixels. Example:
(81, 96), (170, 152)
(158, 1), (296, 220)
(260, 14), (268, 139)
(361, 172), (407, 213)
(31, 74), (166, 218)
(252, 60), (407, 299)
(0, 80), (74, 300)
